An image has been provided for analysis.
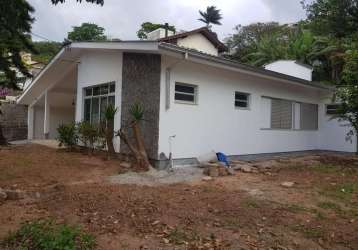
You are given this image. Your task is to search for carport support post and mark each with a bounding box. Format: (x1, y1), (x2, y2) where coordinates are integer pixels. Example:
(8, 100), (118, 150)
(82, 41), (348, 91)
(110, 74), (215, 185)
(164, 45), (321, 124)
(44, 91), (50, 139)
(27, 105), (34, 140)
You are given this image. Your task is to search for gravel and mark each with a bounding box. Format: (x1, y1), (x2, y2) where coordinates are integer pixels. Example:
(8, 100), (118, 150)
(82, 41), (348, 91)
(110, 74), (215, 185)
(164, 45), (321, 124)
(108, 167), (204, 186)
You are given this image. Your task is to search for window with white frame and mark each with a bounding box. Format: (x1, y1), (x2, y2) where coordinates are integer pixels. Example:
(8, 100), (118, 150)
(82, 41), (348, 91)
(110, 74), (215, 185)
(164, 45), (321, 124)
(84, 82), (115, 124)
(174, 82), (198, 104)
(235, 91), (250, 109)
(261, 96), (318, 130)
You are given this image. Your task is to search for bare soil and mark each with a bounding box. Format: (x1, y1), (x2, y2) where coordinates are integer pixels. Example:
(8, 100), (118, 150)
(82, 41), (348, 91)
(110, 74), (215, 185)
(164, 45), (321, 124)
(0, 144), (358, 249)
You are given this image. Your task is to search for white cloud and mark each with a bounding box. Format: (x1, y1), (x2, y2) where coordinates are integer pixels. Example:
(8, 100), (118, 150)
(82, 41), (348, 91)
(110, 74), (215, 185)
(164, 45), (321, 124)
(28, 0), (308, 42)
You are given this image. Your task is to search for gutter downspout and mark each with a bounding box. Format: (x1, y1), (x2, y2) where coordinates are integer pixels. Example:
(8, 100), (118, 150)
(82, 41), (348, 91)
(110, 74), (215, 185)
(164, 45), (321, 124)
(165, 52), (188, 110)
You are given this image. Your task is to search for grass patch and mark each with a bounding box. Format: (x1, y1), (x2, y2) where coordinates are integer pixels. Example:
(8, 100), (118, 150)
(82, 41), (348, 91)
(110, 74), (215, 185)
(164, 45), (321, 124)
(1, 219), (95, 250)
(318, 201), (341, 211)
(222, 218), (241, 230)
(322, 182), (358, 202)
(317, 201), (358, 219)
(291, 225), (324, 239)
(166, 227), (199, 245)
(286, 204), (308, 213)
(311, 164), (339, 173)
(244, 200), (260, 208)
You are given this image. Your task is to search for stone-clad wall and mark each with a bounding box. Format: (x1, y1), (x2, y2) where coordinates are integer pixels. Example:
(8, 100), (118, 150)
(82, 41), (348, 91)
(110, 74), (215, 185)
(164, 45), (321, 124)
(121, 53), (161, 160)
(0, 102), (28, 141)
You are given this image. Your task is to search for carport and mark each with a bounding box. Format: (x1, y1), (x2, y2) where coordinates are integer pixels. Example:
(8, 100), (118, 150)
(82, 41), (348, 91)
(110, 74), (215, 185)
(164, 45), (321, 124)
(17, 47), (80, 140)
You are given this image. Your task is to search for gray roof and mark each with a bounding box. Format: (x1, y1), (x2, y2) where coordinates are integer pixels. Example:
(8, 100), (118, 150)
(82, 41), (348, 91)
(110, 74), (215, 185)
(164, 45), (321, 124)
(158, 42), (333, 91)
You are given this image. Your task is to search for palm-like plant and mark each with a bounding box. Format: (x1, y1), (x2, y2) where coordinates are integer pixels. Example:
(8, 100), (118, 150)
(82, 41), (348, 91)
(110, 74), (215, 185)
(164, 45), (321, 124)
(198, 6), (222, 28)
(244, 34), (287, 66)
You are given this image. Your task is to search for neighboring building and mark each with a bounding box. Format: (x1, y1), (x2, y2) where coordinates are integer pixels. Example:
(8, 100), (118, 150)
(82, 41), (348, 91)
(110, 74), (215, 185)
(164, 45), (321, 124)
(157, 27), (227, 56)
(20, 52), (46, 89)
(17, 28), (356, 167)
(0, 53), (43, 142)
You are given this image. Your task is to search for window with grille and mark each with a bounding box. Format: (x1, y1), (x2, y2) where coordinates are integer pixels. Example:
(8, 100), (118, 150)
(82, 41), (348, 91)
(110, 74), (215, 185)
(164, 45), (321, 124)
(235, 92), (250, 109)
(326, 104), (340, 115)
(262, 97), (318, 130)
(300, 103), (318, 130)
(83, 82), (115, 124)
(174, 82), (197, 104)
(270, 98), (293, 129)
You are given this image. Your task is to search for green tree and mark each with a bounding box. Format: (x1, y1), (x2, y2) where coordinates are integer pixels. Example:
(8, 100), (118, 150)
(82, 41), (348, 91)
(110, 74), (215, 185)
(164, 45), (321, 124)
(333, 50), (358, 154)
(225, 22), (283, 63)
(0, 0), (35, 89)
(303, 0), (358, 39)
(67, 23), (107, 42)
(0, 0), (36, 145)
(137, 22), (176, 39)
(198, 6), (223, 28)
(230, 24), (316, 67)
(31, 41), (62, 64)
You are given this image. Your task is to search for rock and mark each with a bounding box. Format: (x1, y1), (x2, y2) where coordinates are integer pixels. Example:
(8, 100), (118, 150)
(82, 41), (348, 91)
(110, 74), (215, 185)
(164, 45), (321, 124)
(281, 181), (295, 188)
(226, 168), (236, 175)
(202, 176), (213, 181)
(217, 166), (228, 176)
(208, 167), (219, 177)
(0, 189), (7, 202)
(5, 189), (25, 200)
(120, 162), (131, 168)
(253, 160), (278, 169)
(241, 165), (255, 173)
(232, 165), (242, 171)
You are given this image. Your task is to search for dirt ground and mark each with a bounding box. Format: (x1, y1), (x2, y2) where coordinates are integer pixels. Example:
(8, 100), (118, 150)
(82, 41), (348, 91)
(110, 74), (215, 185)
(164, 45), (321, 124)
(0, 144), (358, 250)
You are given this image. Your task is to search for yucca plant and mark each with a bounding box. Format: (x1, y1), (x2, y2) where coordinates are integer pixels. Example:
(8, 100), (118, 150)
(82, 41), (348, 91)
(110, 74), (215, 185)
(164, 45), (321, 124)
(117, 103), (152, 170)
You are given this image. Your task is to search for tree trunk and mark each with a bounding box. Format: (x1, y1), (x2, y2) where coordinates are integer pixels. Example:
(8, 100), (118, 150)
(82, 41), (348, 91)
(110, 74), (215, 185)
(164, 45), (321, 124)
(0, 123), (8, 146)
(118, 127), (152, 171)
(132, 122), (148, 159)
(106, 120), (115, 159)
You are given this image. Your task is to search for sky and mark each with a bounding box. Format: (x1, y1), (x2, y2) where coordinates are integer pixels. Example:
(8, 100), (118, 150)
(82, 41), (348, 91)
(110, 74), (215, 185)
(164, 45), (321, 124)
(28, 0), (311, 42)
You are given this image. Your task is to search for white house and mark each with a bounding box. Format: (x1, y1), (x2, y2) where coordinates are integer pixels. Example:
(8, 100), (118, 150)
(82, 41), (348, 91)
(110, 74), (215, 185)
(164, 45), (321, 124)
(17, 27), (356, 167)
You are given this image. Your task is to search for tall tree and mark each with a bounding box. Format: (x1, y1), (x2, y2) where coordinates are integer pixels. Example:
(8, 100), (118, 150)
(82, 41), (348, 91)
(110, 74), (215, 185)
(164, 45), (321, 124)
(333, 50), (358, 154)
(198, 6), (223, 28)
(0, 0), (36, 145)
(302, 0), (358, 83)
(67, 23), (107, 42)
(0, 0), (35, 89)
(225, 22), (285, 63)
(303, 0), (358, 39)
(137, 22), (176, 39)
(30, 41), (62, 64)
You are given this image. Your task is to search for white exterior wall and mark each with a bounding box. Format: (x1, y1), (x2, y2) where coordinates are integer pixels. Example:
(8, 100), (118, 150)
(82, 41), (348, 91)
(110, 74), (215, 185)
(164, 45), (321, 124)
(318, 96), (356, 152)
(177, 34), (219, 56)
(265, 60), (312, 81)
(76, 50), (123, 152)
(158, 56), (326, 159)
(33, 106), (44, 139)
(49, 107), (75, 139)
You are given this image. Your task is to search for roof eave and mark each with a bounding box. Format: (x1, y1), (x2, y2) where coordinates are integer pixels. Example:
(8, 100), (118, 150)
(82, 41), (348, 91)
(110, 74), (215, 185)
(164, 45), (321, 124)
(158, 43), (333, 91)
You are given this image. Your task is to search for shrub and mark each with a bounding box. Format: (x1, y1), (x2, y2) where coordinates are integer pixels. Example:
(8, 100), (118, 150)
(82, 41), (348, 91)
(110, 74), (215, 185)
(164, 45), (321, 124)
(57, 123), (78, 150)
(77, 121), (101, 154)
(1, 219), (95, 250)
